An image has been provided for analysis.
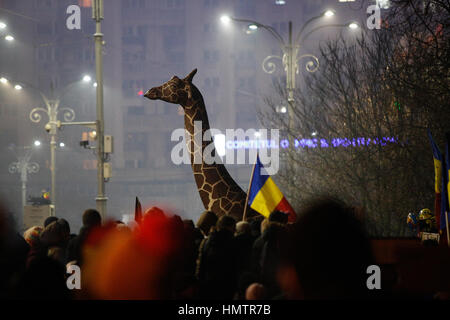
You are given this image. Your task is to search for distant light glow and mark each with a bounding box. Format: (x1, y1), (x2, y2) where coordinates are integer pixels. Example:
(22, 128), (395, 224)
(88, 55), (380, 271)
(248, 24), (258, 30)
(5, 35), (14, 41)
(220, 15), (231, 24)
(276, 105), (287, 113)
(213, 134), (226, 157)
(14, 84), (22, 90)
(0, 22), (6, 29)
(138, 90), (144, 96)
(349, 22), (359, 30)
(324, 10), (335, 17)
(83, 75), (92, 82)
(312, 131), (318, 137)
(275, 0), (286, 5)
(59, 142), (65, 148)
(34, 140), (41, 147)
(377, 0), (390, 9)
(225, 136), (399, 150)
(0, 77), (7, 84)
(93, 82), (98, 87)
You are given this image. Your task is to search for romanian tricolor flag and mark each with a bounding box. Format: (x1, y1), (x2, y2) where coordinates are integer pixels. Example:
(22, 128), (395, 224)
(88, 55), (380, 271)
(441, 138), (450, 231)
(247, 155), (296, 222)
(428, 130), (443, 228)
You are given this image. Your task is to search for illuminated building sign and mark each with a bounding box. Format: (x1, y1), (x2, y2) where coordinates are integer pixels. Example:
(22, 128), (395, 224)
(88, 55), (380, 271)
(226, 137), (398, 149)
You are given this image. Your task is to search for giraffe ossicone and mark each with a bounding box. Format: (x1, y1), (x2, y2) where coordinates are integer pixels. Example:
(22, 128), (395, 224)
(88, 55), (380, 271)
(144, 69), (256, 221)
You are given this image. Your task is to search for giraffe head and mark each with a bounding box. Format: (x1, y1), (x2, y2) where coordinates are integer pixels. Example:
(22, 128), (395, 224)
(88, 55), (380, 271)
(144, 69), (198, 106)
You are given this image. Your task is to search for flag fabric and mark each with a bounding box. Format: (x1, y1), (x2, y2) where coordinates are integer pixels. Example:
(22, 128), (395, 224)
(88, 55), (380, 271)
(247, 155), (296, 222)
(441, 139), (450, 230)
(135, 196), (143, 224)
(428, 130), (443, 228)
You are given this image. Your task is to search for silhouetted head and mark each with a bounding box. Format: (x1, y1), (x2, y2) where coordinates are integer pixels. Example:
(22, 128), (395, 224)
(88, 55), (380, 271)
(144, 69), (197, 106)
(279, 197), (374, 299)
(196, 210), (218, 236)
(44, 216), (58, 228)
(269, 210), (289, 224)
(216, 215), (236, 234)
(82, 209), (102, 228)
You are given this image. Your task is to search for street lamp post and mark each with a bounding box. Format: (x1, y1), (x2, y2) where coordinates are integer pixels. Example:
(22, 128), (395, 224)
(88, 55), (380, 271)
(8, 144), (40, 225)
(92, 0), (107, 219)
(29, 89), (76, 215)
(222, 11), (357, 137)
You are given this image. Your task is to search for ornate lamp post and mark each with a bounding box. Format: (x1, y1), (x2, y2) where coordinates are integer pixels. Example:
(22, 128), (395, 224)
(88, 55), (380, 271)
(29, 87), (76, 215)
(8, 143), (40, 224)
(221, 11), (358, 136)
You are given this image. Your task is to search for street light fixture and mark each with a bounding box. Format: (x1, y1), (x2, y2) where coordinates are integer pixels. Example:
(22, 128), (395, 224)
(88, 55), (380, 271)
(83, 75), (92, 83)
(0, 77), (7, 84)
(34, 140), (41, 147)
(5, 35), (14, 41)
(348, 22), (359, 30)
(0, 22), (6, 29)
(220, 15), (231, 25)
(24, 79), (89, 215)
(8, 143), (40, 227)
(222, 10), (355, 139)
(14, 84), (22, 90)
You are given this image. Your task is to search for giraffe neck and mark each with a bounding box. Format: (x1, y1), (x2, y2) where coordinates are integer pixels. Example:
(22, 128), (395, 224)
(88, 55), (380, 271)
(182, 92), (214, 166)
(179, 84), (248, 219)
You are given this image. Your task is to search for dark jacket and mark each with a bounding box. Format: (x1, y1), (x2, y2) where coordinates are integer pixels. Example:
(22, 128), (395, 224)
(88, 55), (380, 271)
(66, 226), (92, 265)
(251, 223), (286, 296)
(196, 229), (237, 299)
(234, 232), (254, 274)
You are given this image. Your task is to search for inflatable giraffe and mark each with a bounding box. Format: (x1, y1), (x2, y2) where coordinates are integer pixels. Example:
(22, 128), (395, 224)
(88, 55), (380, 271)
(144, 69), (254, 220)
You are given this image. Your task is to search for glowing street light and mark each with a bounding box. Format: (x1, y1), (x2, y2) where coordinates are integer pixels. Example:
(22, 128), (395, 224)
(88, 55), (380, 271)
(220, 15), (231, 25)
(34, 140), (41, 147)
(0, 22), (6, 29)
(93, 82), (98, 87)
(0, 77), (7, 84)
(14, 84), (22, 90)
(324, 10), (335, 17)
(5, 35), (14, 41)
(348, 22), (359, 30)
(59, 142), (65, 148)
(248, 24), (258, 30)
(213, 134), (226, 157)
(83, 75), (92, 83)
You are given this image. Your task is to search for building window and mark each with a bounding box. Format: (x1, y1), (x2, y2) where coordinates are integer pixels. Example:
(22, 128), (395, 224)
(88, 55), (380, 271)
(127, 106), (145, 115)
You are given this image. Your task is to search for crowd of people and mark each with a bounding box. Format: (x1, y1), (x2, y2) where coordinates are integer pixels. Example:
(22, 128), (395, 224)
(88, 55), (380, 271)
(0, 197), (379, 300)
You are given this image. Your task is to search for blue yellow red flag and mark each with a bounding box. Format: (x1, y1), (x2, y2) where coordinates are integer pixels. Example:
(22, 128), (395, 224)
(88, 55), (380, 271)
(428, 129), (443, 228)
(248, 155), (296, 222)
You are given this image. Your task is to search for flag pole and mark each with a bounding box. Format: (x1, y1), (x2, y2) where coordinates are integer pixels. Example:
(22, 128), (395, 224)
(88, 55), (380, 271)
(446, 211), (450, 247)
(243, 154), (258, 221)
